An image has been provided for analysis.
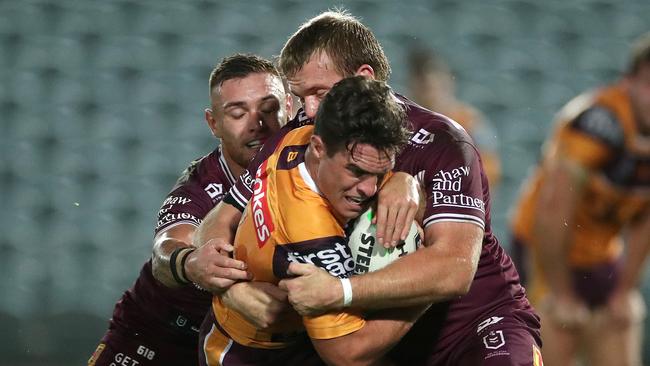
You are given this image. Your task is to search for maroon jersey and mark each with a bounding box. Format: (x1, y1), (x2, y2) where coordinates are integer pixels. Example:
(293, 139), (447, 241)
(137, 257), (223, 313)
(223, 96), (538, 363)
(110, 146), (236, 344)
(387, 97), (538, 364)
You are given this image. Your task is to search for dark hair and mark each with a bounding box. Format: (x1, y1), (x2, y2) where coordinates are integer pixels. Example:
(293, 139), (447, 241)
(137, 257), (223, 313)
(627, 32), (650, 76)
(279, 10), (391, 82)
(314, 76), (409, 158)
(209, 53), (282, 94)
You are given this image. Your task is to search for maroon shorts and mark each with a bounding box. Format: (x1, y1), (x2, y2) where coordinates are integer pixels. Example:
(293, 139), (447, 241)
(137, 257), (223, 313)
(511, 236), (620, 309)
(436, 312), (543, 366)
(88, 327), (198, 366)
(571, 260), (620, 309)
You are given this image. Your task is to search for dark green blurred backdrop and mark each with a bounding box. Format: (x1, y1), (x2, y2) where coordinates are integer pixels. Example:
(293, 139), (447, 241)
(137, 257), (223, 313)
(1, 0), (649, 364)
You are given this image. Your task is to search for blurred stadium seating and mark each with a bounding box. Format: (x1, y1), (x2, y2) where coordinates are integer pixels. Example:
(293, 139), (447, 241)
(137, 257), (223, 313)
(1, 0), (649, 364)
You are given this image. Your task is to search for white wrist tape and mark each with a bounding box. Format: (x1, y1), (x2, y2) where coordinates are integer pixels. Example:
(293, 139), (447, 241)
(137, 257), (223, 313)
(340, 278), (353, 307)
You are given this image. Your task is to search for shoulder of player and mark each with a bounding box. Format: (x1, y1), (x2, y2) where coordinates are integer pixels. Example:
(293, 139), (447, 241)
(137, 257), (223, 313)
(567, 105), (625, 148)
(281, 125), (314, 146)
(272, 192), (343, 243)
(168, 149), (232, 202)
(265, 110), (314, 153)
(400, 97), (473, 142)
(402, 109), (477, 159)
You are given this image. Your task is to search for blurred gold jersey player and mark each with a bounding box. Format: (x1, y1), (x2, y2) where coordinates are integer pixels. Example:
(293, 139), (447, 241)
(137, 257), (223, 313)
(510, 33), (650, 366)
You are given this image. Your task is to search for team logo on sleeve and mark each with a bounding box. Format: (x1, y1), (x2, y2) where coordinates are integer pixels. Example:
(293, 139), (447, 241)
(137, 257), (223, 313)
(204, 183), (223, 201)
(252, 160), (274, 247)
(409, 128), (434, 145)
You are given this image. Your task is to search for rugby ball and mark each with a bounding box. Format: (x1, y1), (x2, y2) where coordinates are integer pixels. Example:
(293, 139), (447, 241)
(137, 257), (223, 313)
(348, 207), (422, 274)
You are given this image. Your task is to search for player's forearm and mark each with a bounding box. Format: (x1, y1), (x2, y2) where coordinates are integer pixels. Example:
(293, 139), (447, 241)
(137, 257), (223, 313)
(534, 161), (586, 297)
(347, 222), (482, 310)
(315, 306), (426, 366)
(535, 218), (575, 296)
(193, 201), (241, 247)
(151, 238), (194, 288)
(351, 246), (477, 309)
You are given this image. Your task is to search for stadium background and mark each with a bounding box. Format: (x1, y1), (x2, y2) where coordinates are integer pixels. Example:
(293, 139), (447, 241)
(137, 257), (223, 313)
(1, 0), (649, 364)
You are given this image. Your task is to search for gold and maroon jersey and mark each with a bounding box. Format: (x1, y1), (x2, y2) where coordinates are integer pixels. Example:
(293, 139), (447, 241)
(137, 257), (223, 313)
(211, 125), (365, 350)
(511, 82), (650, 268)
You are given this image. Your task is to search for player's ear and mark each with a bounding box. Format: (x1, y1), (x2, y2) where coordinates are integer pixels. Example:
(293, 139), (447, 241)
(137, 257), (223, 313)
(354, 64), (375, 79)
(205, 108), (222, 138)
(310, 134), (326, 159)
(284, 92), (294, 121)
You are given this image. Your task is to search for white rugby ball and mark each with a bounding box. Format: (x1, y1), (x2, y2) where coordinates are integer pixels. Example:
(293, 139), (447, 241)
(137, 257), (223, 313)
(348, 207), (422, 274)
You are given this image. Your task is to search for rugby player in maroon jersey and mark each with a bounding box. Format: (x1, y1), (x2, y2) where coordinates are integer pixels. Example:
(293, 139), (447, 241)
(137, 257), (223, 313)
(87, 54), (292, 366)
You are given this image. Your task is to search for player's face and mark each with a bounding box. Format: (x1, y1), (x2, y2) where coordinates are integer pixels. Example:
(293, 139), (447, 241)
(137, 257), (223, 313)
(628, 63), (650, 130)
(315, 141), (395, 222)
(208, 72), (289, 170)
(287, 52), (345, 119)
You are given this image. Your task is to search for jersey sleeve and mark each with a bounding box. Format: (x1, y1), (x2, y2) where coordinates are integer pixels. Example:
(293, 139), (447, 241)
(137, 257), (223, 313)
(420, 137), (487, 230)
(224, 110), (313, 211)
(303, 310), (366, 340)
(154, 176), (215, 236)
(558, 106), (622, 169)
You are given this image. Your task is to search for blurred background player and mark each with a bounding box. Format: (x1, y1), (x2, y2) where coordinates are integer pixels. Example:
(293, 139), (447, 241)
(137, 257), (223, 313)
(407, 47), (501, 188)
(510, 32), (650, 366)
(88, 54), (292, 366)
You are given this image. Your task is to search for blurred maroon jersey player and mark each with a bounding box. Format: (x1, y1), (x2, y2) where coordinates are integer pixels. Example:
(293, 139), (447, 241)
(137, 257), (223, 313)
(88, 54), (291, 366)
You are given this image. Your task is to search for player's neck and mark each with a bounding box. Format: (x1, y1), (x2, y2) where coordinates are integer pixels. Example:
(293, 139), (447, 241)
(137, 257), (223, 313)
(220, 148), (245, 179)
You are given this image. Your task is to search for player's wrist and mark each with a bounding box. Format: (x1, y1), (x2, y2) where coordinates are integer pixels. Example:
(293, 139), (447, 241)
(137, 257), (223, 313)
(340, 277), (353, 307)
(170, 247), (195, 285)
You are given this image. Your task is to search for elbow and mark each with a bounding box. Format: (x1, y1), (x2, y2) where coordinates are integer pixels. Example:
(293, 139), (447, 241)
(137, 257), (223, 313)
(439, 262), (477, 300)
(449, 275), (473, 297)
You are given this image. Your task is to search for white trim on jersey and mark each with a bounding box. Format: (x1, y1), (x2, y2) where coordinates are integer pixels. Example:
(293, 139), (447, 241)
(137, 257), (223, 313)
(219, 338), (233, 365)
(229, 185), (250, 210)
(430, 203), (486, 214)
(218, 146), (237, 186)
(203, 323), (233, 366)
(155, 220), (200, 236)
(423, 213), (485, 230)
(298, 162), (321, 194)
